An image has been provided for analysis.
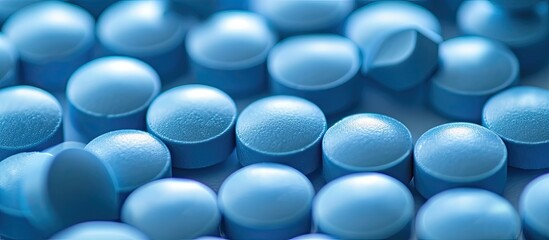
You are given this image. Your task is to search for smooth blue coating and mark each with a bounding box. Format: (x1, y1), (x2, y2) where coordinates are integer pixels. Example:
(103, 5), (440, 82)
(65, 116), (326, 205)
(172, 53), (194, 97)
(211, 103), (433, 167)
(416, 188), (521, 240)
(0, 34), (17, 88)
(2, 1), (94, 92)
(97, 0), (194, 80)
(67, 56), (161, 141)
(313, 173), (414, 239)
(520, 174), (549, 239)
(85, 130), (172, 202)
(268, 35), (361, 115)
(0, 85), (63, 161)
(429, 36), (519, 122)
(122, 179), (221, 240)
(482, 86), (549, 169)
(218, 163), (315, 240)
(491, 0), (542, 11)
(290, 234), (336, 240)
(42, 141), (85, 156)
(186, 11), (277, 97)
(22, 148), (118, 236)
(458, 1), (549, 75)
(322, 113), (412, 184)
(0, 152), (50, 239)
(236, 96), (326, 174)
(414, 122), (507, 199)
(147, 84), (237, 169)
(51, 221), (148, 240)
(249, 0), (354, 35)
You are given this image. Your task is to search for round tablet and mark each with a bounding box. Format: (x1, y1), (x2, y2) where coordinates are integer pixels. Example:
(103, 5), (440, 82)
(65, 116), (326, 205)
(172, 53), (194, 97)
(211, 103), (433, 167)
(147, 84), (236, 169)
(313, 173), (414, 239)
(218, 163), (314, 239)
(0, 152), (50, 239)
(236, 96), (327, 174)
(291, 234), (335, 240)
(429, 36), (519, 122)
(322, 113), (412, 184)
(98, 1), (193, 80)
(2, 1), (94, 92)
(0, 34), (17, 88)
(416, 188), (521, 240)
(414, 122), (507, 199)
(51, 221), (148, 240)
(67, 56), (161, 141)
(186, 11), (277, 97)
(0, 85), (63, 160)
(249, 0), (353, 36)
(482, 86), (549, 169)
(122, 179), (221, 239)
(458, 1), (549, 75)
(85, 130), (172, 202)
(520, 174), (549, 239)
(268, 35), (361, 115)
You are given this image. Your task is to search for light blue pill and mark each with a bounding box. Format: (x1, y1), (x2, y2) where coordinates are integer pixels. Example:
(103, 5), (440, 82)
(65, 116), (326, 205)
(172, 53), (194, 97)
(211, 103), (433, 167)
(458, 1), (549, 75)
(268, 35), (361, 115)
(186, 11), (277, 97)
(218, 163), (315, 240)
(236, 96), (326, 174)
(67, 56), (161, 141)
(290, 233), (335, 240)
(322, 113), (412, 184)
(98, 1), (194, 80)
(0, 152), (50, 239)
(429, 36), (519, 122)
(520, 174), (549, 239)
(416, 188), (521, 240)
(2, 1), (94, 92)
(0, 85), (63, 160)
(414, 122), (507, 199)
(51, 221), (148, 240)
(147, 84), (236, 169)
(249, 0), (354, 36)
(482, 86), (549, 169)
(0, 34), (17, 88)
(85, 130), (172, 203)
(122, 179), (221, 240)
(313, 173), (414, 239)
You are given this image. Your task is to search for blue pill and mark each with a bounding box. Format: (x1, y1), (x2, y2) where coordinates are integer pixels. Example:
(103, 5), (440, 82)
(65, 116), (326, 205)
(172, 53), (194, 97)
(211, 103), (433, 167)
(268, 35), (361, 115)
(85, 130), (172, 202)
(520, 174), (549, 239)
(458, 1), (549, 75)
(290, 234), (335, 240)
(2, 1), (94, 92)
(51, 221), (148, 240)
(429, 36), (519, 122)
(218, 163), (315, 240)
(249, 0), (353, 36)
(147, 84), (236, 169)
(322, 113), (413, 184)
(98, 1), (194, 80)
(414, 122), (507, 199)
(122, 179), (221, 239)
(0, 85), (63, 160)
(186, 11), (277, 97)
(482, 86), (549, 169)
(313, 173), (414, 239)
(67, 56), (161, 141)
(236, 96), (326, 174)
(416, 188), (521, 240)
(0, 34), (17, 88)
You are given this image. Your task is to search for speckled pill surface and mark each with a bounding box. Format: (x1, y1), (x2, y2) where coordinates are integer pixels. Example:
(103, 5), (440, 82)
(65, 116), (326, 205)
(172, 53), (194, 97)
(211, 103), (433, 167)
(520, 174), (549, 239)
(0, 34), (17, 88)
(416, 188), (521, 240)
(236, 95), (326, 174)
(218, 163), (315, 240)
(51, 221), (148, 240)
(313, 173), (414, 240)
(2, 1), (94, 92)
(268, 35), (361, 115)
(414, 122), (507, 199)
(122, 179), (221, 240)
(0, 85), (63, 160)
(147, 84), (236, 169)
(482, 86), (549, 169)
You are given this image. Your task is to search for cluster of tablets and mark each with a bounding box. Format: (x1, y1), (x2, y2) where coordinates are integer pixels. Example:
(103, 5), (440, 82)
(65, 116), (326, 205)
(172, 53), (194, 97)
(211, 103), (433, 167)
(0, 0), (548, 239)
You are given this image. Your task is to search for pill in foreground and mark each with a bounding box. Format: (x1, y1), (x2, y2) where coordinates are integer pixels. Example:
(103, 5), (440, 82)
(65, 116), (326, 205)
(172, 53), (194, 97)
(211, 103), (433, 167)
(51, 221), (148, 240)
(520, 174), (549, 239)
